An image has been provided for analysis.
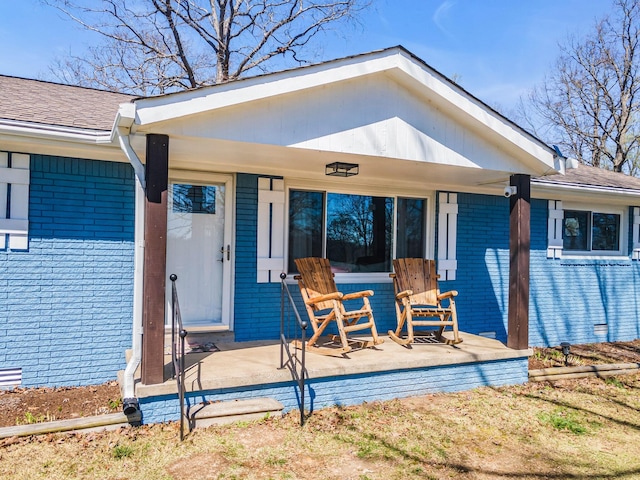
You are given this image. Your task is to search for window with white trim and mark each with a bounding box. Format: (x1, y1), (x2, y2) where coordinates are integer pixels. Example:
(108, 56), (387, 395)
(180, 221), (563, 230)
(287, 189), (428, 274)
(548, 201), (627, 257)
(563, 210), (620, 252)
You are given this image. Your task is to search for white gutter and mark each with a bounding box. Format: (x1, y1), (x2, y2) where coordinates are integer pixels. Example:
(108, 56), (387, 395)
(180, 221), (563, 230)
(0, 118), (114, 144)
(112, 103), (145, 414)
(113, 103), (146, 189)
(532, 180), (640, 199)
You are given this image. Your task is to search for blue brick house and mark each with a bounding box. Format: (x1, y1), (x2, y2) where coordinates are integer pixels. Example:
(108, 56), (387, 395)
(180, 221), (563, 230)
(1, 47), (639, 422)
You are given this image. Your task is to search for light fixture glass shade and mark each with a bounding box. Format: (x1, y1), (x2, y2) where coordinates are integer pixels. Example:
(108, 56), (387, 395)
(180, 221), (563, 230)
(325, 162), (359, 177)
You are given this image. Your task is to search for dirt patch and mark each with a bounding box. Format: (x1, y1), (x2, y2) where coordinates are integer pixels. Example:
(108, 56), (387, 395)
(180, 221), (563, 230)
(528, 339), (640, 370)
(1, 367), (640, 479)
(1, 340), (639, 429)
(0, 382), (121, 428)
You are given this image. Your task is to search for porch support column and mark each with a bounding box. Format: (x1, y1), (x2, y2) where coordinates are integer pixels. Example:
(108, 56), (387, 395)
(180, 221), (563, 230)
(507, 174), (530, 350)
(141, 134), (169, 385)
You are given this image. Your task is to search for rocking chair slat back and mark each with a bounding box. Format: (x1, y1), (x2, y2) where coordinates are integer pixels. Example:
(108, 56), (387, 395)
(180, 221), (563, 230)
(393, 258), (439, 305)
(293, 257), (384, 354)
(295, 257), (338, 311)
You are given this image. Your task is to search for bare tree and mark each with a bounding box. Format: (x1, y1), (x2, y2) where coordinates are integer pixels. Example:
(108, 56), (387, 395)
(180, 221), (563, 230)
(45, 0), (370, 95)
(524, 0), (640, 174)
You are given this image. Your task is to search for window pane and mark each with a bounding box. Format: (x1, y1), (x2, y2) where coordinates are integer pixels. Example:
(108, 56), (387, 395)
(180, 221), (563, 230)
(326, 193), (393, 272)
(172, 184), (216, 214)
(288, 190), (324, 272)
(592, 213), (620, 251)
(563, 210), (590, 251)
(396, 198), (426, 258)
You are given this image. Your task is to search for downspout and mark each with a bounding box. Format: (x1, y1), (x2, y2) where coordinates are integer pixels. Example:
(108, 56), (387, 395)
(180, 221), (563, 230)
(112, 103), (145, 416)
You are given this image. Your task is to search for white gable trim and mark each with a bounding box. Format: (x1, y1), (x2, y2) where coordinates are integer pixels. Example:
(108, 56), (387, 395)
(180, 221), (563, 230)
(130, 48), (556, 175)
(257, 177), (285, 282)
(0, 152), (30, 250)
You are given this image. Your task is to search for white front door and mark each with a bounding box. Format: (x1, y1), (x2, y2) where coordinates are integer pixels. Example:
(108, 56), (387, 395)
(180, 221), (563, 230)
(166, 173), (233, 330)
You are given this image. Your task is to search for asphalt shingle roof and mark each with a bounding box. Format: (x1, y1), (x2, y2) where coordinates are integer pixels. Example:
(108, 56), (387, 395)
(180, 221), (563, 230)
(536, 163), (640, 192)
(0, 75), (135, 132)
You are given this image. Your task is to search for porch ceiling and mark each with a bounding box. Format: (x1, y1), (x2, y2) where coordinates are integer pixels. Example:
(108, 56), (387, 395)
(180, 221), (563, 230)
(129, 133), (528, 193)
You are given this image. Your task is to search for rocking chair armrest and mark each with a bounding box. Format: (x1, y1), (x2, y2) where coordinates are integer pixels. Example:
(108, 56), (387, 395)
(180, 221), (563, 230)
(305, 292), (344, 305)
(342, 290), (374, 301)
(395, 289), (414, 300)
(437, 290), (458, 300)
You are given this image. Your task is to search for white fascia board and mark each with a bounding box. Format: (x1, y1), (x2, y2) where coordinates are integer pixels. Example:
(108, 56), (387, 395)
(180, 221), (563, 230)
(532, 180), (640, 204)
(389, 54), (557, 173)
(133, 50), (403, 126)
(0, 120), (125, 162)
(0, 119), (114, 145)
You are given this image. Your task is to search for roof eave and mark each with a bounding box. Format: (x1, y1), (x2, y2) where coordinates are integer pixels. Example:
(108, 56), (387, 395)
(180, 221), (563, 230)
(0, 119), (125, 162)
(533, 178), (640, 201)
(0, 119), (114, 144)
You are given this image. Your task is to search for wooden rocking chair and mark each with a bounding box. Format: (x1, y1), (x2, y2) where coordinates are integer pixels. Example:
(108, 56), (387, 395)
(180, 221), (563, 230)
(294, 257), (384, 355)
(389, 258), (462, 346)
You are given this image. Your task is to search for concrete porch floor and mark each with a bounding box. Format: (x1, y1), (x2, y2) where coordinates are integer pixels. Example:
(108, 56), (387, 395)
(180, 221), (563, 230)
(134, 332), (531, 399)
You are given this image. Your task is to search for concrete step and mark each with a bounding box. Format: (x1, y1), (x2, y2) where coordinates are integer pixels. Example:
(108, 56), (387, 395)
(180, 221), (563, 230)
(188, 397), (284, 428)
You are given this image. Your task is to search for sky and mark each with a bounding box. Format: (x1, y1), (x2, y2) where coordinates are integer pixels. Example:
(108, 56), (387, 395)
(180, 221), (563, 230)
(0, 0), (614, 112)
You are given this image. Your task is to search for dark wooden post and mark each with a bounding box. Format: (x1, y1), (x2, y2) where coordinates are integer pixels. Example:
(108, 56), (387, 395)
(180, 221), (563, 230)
(141, 134), (169, 385)
(507, 174), (530, 350)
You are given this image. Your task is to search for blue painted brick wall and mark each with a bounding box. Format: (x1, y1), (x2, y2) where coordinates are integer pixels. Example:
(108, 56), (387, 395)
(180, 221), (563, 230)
(138, 357), (529, 424)
(0, 154), (135, 387)
(446, 192), (640, 348)
(234, 180), (639, 348)
(442, 192), (511, 342)
(233, 174), (282, 341)
(529, 200), (640, 346)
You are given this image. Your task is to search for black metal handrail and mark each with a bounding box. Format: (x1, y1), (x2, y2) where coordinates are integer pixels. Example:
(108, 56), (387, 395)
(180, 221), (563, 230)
(279, 272), (308, 426)
(170, 274), (188, 441)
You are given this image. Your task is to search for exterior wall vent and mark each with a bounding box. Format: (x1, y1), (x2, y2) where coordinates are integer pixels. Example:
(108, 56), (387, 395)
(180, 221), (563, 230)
(0, 368), (22, 388)
(594, 324), (608, 336)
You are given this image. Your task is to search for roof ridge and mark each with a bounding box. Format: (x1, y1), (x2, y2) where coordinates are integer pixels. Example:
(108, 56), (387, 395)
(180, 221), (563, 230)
(0, 73), (135, 97)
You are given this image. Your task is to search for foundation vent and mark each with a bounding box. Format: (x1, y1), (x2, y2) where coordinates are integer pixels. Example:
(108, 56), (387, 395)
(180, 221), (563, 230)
(594, 324), (608, 336)
(0, 368), (22, 388)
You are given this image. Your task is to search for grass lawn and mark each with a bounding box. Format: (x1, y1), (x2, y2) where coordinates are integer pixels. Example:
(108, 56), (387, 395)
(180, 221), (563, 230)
(2, 372), (640, 479)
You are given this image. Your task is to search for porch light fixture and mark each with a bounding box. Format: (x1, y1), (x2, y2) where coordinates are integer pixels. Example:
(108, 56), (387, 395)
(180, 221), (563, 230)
(560, 342), (571, 366)
(325, 162), (359, 177)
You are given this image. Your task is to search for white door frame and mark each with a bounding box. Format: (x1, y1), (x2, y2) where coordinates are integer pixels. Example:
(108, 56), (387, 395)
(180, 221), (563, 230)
(166, 170), (235, 331)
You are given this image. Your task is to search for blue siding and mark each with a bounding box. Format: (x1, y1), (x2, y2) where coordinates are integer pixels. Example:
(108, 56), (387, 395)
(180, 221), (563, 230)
(139, 357), (528, 424)
(1, 155), (135, 387)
